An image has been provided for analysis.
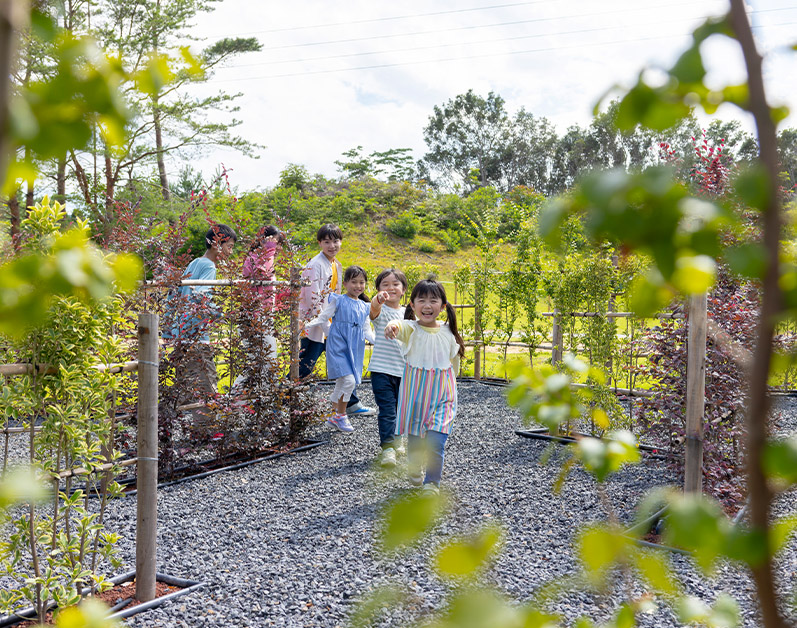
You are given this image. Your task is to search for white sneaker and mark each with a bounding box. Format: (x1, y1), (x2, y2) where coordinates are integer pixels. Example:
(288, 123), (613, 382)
(420, 483), (440, 497)
(395, 437), (406, 456)
(347, 404), (376, 416)
(379, 448), (397, 468)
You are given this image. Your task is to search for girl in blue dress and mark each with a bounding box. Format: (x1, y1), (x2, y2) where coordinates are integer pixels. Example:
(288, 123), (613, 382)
(306, 266), (374, 432)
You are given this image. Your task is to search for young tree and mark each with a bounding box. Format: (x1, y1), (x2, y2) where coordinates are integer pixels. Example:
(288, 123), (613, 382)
(421, 89), (510, 192)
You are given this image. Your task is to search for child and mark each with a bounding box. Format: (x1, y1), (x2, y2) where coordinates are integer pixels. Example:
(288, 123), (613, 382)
(306, 266), (374, 432)
(368, 268), (408, 467)
(234, 225), (286, 391)
(299, 224), (374, 416)
(385, 279), (465, 495)
(165, 224), (237, 418)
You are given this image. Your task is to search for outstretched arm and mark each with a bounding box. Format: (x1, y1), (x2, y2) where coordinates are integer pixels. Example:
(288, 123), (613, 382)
(370, 291), (389, 320)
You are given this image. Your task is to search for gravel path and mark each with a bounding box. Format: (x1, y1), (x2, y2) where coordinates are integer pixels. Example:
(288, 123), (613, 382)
(9, 383), (797, 627)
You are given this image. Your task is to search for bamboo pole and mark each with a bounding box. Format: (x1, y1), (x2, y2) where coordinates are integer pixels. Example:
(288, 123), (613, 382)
(684, 293), (707, 493)
(551, 309), (563, 366)
(136, 312), (158, 602)
(288, 268), (301, 434)
(473, 282), (482, 380)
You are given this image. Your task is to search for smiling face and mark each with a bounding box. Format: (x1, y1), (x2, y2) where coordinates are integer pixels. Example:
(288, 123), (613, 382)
(411, 293), (444, 327)
(344, 273), (367, 299)
(318, 237), (341, 261)
(377, 273), (406, 307)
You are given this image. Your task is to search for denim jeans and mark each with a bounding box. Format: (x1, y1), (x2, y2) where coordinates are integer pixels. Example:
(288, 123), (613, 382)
(371, 371), (401, 448)
(408, 430), (449, 485)
(299, 337), (359, 408)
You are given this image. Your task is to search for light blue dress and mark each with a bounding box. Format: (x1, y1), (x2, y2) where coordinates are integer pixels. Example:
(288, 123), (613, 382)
(326, 293), (371, 384)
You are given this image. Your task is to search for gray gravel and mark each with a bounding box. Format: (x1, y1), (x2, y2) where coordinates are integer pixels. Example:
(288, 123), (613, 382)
(6, 384), (797, 627)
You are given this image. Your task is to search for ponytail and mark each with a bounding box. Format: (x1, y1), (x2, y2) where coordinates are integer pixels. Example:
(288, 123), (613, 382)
(445, 302), (466, 358)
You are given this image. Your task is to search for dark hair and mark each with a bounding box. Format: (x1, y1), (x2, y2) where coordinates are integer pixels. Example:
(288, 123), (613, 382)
(205, 224), (237, 249)
(248, 224), (286, 253)
(375, 268), (408, 291)
(343, 265), (369, 302)
(404, 278), (465, 358)
(317, 223), (343, 242)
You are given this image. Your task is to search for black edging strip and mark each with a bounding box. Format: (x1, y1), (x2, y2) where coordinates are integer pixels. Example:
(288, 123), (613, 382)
(515, 429), (670, 459)
(109, 572), (203, 620)
(124, 440), (326, 495)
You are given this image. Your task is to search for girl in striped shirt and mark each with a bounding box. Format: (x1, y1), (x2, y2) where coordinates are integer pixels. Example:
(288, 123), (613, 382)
(385, 279), (466, 495)
(368, 269), (408, 468)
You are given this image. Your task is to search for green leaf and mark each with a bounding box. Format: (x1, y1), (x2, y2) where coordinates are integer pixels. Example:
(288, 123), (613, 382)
(671, 46), (706, 84)
(664, 494), (728, 573)
(734, 166), (771, 210)
(632, 549), (678, 595)
(770, 515), (797, 555)
(671, 255), (716, 295)
(723, 243), (768, 279)
(577, 524), (631, 584)
(763, 437), (797, 485)
(380, 491), (443, 552)
(434, 525), (503, 578)
(434, 588), (527, 628)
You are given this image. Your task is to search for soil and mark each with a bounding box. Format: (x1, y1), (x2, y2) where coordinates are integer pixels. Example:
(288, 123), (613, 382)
(15, 579), (182, 627)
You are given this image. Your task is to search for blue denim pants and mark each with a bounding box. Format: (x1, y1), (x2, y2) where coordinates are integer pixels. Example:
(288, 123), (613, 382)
(299, 337), (359, 408)
(371, 371), (401, 449)
(408, 430), (449, 486)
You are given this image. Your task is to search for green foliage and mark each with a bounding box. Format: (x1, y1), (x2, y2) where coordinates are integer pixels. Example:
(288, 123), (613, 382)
(0, 204), (130, 620)
(278, 163), (311, 191)
(0, 198), (142, 338)
(380, 491), (443, 552)
(433, 525), (502, 579)
(386, 211), (421, 239)
(541, 167), (733, 315)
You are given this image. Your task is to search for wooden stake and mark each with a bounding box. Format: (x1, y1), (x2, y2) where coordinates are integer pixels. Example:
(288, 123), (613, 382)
(684, 293), (707, 493)
(136, 312), (158, 602)
(289, 268), (301, 433)
(551, 308), (563, 366)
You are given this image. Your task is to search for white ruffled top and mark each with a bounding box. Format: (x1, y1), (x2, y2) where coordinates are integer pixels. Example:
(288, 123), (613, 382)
(387, 320), (460, 372)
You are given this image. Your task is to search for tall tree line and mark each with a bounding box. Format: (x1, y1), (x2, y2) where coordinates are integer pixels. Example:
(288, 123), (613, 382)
(5, 0), (260, 240)
(419, 89), (795, 196)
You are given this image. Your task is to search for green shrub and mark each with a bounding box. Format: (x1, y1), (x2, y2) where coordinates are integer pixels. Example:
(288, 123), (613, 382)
(418, 241), (436, 253)
(386, 211), (421, 239)
(439, 228), (462, 252)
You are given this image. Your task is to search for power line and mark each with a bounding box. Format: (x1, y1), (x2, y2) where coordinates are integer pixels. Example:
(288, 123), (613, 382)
(225, 1), (556, 36)
(208, 21), (794, 83)
(227, 13), (714, 69)
(252, 1), (702, 52)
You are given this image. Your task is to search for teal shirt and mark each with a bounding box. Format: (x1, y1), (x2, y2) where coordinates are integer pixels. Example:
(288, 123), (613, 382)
(164, 256), (217, 342)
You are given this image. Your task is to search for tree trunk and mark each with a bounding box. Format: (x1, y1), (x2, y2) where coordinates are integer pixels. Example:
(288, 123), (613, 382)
(728, 1), (788, 627)
(153, 93), (170, 201)
(56, 157), (66, 203)
(7, 192), (20, 248)
(100, 146), (116, 240)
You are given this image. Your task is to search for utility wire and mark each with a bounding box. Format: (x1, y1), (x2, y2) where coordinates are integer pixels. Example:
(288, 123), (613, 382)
(224, 1), (557, 36)
(252, 1), (704, 51)
(228, 13), (715, 69)
(209, 21), (794, 83)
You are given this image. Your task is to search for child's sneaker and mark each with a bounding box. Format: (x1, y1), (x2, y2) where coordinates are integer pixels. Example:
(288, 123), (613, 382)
(347, 404), (375, 416)
(327, 413), (354, 433)
(395, 437), (406, 456)
(408, 467), (423, 487)
(420, 483), (440, 497)
(379, 447), (397, 468)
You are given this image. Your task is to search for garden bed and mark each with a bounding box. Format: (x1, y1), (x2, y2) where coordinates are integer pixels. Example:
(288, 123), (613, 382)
(0, 571), (202, 627)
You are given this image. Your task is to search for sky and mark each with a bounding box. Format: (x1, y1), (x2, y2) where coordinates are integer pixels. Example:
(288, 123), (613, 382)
(180, 0), (797, 192)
